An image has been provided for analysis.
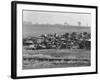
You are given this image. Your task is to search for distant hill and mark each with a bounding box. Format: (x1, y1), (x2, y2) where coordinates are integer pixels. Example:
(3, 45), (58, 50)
(23, 23), (90, 38)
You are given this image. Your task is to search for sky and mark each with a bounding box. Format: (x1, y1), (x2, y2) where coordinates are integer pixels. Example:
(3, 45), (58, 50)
(23, 10), (91, 26)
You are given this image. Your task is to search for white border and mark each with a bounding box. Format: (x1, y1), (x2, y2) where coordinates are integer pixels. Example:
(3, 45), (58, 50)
(17, 3), (96, 77)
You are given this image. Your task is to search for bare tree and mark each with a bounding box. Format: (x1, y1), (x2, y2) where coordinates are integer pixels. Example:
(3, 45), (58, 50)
(78, 21), (81, 26)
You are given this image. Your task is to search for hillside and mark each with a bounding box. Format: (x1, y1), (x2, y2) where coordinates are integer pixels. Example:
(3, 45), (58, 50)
(23, 23), (90, 38)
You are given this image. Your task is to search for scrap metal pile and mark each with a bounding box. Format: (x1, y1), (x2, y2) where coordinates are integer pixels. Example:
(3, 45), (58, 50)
(23, 32), (91, 50)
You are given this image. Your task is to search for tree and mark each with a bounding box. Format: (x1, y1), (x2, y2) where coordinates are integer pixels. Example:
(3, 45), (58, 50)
(64, 22), (68, 25)
(78, 21), (81, 26)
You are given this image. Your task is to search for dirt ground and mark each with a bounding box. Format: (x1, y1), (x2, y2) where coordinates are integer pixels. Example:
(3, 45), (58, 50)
(22, 49), (90, 69)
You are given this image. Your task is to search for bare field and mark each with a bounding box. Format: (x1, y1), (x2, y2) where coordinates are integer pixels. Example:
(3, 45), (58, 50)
(22, 49), (90, 69)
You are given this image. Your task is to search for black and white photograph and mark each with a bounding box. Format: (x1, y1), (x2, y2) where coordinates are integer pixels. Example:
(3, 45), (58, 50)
(11, 1), (97, 79)
(22, 10), (91, 69)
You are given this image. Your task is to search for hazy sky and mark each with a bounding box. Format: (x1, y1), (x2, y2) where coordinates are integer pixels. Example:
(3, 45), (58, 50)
(23, 10), (91, 26)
